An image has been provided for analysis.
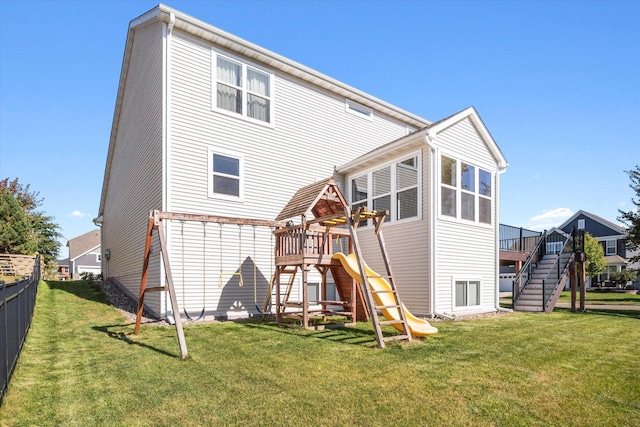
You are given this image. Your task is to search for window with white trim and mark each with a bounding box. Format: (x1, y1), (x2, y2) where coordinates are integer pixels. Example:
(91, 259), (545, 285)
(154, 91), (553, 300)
(606, 239), (617, 255)
(345, 99), (373, 120)
(213, 52), (273, 124)
(349, 153), (421, 225)
(208, 148), (243, 200)
(455, 280), (480, 307)
(440, 155), (492, 225)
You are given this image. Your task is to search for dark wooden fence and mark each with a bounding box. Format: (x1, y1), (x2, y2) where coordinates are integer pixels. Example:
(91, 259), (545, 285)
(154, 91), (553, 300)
(0, 255), (41, 406)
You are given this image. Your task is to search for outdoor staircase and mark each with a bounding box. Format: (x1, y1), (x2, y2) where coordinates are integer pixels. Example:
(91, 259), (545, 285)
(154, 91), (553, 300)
(512, 232), (575, 313)
(514, 255), (559, 312)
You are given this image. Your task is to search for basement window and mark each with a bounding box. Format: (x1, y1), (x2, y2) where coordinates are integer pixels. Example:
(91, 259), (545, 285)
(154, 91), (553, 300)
(455, 280), (480, 307)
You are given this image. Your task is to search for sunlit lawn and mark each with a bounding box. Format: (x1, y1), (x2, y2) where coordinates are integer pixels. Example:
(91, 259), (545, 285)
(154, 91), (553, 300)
(1, 281), (639, 426)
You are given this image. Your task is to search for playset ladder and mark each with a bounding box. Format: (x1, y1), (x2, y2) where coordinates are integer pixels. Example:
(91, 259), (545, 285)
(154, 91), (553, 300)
(261, 268), (298, 319)
(345, 207), (412, 348)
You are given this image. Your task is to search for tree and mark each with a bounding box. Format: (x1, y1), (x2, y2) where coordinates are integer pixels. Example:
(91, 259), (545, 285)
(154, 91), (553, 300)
(0, 177), (62, 263)
(609, 270), (638, 288)
(618, 165), (640, 264)
(0, 189), (37, 254)
(584, 233), (606, 282)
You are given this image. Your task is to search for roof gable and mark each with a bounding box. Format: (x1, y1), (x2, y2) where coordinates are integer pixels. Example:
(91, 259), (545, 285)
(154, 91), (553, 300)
(67, 229), (101, 260)
(275, 178), (347, 221)
(559, 210), (626, 238)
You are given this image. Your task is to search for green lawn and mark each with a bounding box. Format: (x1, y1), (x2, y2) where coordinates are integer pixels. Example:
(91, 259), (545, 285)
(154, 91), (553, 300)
(557, 290), (640, 305)
(1, 281), (639, 426)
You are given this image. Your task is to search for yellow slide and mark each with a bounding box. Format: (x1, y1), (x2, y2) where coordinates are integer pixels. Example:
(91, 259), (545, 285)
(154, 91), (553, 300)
(332, 252), (437, 337)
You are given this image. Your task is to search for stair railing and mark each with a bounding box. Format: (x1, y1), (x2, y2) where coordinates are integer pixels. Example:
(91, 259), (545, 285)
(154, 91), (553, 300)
(512, 231), (548, 306)
(541, 233), (574, 311)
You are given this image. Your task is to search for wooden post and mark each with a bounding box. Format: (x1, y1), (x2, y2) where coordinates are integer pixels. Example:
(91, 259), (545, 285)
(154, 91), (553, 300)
(156, 216), (188, 359)
(135, 212), (155, 335)
(579, 259), (586, 312)
(570, 259), (577, 313)
(302, 264), (309, 329)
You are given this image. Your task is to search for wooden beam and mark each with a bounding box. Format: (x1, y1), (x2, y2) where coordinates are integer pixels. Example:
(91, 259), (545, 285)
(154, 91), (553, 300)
(135, 213), (155, 335)
(158, 211), (285, 228)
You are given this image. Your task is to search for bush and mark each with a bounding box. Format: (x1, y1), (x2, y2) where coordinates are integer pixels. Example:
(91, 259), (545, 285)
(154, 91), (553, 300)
(609, 270), (638, 287)
(80, 272), (103, 282)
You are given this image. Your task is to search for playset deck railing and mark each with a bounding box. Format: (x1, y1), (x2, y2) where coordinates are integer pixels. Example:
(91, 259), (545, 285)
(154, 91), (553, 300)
(274, 223), (349, 261)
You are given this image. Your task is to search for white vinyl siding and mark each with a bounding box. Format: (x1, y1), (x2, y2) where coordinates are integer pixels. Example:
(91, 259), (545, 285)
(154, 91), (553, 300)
(101, 21), (165, 315)
(433, 118), (499, 315)
(163, 29), (415, 318)
(352, 148), (431, 315)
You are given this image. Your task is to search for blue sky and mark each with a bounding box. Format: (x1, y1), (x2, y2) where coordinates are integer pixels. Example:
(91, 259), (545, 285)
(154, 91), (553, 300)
(1, 0), (639, 259)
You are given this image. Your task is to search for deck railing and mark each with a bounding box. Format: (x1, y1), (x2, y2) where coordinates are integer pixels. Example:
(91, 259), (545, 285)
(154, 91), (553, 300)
(541, 235), (574, 311)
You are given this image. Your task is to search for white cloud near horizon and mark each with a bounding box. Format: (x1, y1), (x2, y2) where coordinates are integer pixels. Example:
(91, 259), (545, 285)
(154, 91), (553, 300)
(68, 210), (92, 219)
(525, 208), (573, 232)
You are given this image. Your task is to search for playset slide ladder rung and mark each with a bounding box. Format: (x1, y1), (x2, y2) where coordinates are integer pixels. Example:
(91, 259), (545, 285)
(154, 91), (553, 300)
(345, 206), (412, 348)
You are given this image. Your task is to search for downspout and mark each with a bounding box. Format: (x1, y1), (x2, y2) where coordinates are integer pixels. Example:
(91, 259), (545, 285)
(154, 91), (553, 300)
(424, 132), (437, 317)
(495, 166), (511, 313)
(93, 215), (105, 279)
(162, 12), (176, 323)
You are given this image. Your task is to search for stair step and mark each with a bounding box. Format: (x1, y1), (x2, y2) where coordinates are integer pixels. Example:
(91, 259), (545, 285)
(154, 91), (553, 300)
(515, 305), (544, 312)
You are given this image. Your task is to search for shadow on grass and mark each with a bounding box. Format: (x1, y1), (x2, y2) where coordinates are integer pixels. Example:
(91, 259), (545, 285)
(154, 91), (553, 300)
(243, 320), (382, 347)
(554, 306), (640, 320)
(91, 324), (181, 358)
(46, 280), (111, 306)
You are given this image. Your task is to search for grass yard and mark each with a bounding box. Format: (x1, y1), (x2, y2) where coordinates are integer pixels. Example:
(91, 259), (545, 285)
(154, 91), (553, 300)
(1, 281), (639, 426)
(557, 290), (640, 305)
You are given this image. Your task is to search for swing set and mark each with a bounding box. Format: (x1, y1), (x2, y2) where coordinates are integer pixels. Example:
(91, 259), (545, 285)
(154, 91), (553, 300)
(135, 210), (283, 359)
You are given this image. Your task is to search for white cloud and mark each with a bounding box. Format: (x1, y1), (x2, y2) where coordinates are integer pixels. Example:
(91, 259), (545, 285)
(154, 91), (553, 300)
(526, 208), (573, 232)
(68, 210), (91, 218)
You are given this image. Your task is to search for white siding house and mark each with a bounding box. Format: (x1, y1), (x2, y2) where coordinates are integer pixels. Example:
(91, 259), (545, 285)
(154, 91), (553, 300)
(97, 5), (507, 320)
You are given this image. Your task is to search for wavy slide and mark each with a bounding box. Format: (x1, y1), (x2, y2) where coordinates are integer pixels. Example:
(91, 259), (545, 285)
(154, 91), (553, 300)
(332, 252), (438, 337)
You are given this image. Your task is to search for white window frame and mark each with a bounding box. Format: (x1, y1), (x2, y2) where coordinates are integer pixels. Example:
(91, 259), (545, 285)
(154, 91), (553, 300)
(439, 153), (493, 226)
(212, 50), (274, 127)
(606, 239), (617, 255)
(345, 99), (373, 121)
(453, 278), (482, 309)
(208, 147), (244, 202)
(347, 151), (422, 226)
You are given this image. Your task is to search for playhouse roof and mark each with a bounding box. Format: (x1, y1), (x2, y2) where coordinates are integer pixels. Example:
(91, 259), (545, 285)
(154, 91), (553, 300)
(275, 178), (347, 221)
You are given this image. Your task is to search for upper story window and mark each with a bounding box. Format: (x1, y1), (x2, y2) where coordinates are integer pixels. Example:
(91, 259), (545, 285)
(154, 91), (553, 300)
(606, 239), (617, 255)
(208, 148), (243, 201)
(345, 100), (373, 120)
(349, 152), (420, 225)
(213, 52), (273, 124)
(440, 155), (492, 225)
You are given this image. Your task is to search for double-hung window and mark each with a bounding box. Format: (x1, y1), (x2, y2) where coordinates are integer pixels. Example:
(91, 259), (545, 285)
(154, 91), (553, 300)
(349, 153), (420, 224)
(214, 52), (273, 124)
(208, 148), (243, 200)
(606, 240), (617, 255)
(440, 155), (492, 225)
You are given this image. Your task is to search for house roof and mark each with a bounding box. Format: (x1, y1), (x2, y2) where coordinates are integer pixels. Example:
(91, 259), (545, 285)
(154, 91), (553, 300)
(559, 210), (627, 237)
(97, 5), (432, 218)
(605, 255), (628, 266)
(275, 178), (347, 221)
(67, 229), (101, 260)
(336, 106), (508, 174)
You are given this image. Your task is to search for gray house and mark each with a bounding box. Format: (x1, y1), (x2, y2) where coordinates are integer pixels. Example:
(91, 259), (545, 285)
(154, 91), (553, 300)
(67, 229), (101, 279)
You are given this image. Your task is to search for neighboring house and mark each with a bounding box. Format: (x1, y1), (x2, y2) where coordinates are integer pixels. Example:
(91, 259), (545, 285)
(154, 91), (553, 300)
(67, 229), (101, 280)
(558, 210), (630, 287)
(96, 5), (507, 320)
(57, 258), (70, 281)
